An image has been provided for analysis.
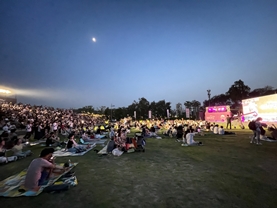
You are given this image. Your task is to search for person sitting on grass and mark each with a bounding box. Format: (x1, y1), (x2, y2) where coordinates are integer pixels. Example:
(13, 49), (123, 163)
(218, 126), (236, 135)
(11, 138), (32, 158)
(24, 148), (65, 192)
(114, 128), (127, 151)
(213, 124), (219, 134)
(267, 124), (277, 140)
(82, 131), (99, 142)
(183, 129), (202, 146)
(46, 132), (61, 147)
(65, 133), (90, 153)
(0, 138), (17, 164)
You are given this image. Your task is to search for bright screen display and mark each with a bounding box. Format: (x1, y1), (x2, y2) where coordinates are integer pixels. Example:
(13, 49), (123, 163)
(205, 105), (231, 122)
(242, 94), (277, 122)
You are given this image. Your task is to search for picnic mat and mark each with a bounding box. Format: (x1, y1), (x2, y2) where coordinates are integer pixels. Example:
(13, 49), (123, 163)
(28, 140), (45, 146)
(260, 137), (277, 142)
(0, 163), (78, 197)
(81, 139), (107, 145)
(53, 144), (96, 157)
(97, 144), (108, 155)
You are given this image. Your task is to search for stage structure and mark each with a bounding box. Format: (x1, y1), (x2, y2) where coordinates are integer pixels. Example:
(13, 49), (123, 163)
(205, 105), (231, 122)
(242, 94), (277, 122)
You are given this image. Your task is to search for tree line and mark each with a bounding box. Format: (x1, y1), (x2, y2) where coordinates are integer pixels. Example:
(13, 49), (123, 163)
(75, 80), (277, 120)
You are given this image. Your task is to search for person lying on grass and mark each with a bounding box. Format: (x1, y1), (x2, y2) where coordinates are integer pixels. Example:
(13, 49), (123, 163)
(24, 148), (65, 192)
(11, 138), (32, 158)
(82, 131), (100, 142)
(65, 133), (90, 153)
(218, 126), (236, 135)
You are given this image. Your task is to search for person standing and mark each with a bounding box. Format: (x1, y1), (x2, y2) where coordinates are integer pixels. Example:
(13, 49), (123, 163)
(226, 115), (232, 129)
(253, 117), (263, 145)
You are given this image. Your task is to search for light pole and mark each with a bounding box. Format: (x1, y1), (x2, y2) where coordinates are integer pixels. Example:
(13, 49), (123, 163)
(110, 104), (115, 120)
(207, 89), (211, 106)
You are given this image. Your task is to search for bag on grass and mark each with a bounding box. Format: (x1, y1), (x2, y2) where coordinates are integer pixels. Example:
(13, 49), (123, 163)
(112, 148), (123, 156)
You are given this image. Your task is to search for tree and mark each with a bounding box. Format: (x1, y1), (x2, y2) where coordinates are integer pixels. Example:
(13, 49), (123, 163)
(156, 100), (171, 118)
(75, 105), (94, 113)
(248, 86), (276, 98)
(191, 100), (201, 119)
(176, 103), (183, 117)
(226, 80), (251, 103)
(138, 97), (150, 119)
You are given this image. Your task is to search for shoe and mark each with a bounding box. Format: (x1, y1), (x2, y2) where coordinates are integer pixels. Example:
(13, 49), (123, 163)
(250, 141), (254, 144)
(181, 143), (188, 146)
(256, 142), (262, 145)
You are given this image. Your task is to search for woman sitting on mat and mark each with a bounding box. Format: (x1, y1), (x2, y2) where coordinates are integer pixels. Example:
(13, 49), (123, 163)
(65, 133), (90, 153)
(12, 138), (32, 158)
(114, 128), (127, 151)
(46, 132), (61, 147)
(0, 138), (17, 164)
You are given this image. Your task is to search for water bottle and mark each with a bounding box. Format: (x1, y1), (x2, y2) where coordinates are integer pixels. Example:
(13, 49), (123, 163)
(68, 159), (72, 167)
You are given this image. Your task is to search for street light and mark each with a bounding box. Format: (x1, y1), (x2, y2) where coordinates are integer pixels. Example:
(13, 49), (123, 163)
(110, 104), (115, 120)
(207, 89), (211, 106)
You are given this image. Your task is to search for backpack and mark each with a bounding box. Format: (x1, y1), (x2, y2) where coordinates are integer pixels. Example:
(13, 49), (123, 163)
(248, 121), (256, 130)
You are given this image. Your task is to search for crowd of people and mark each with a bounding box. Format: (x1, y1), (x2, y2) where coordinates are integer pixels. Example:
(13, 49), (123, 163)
(1, 102), (277, 163)
(1, 102), (277, 193)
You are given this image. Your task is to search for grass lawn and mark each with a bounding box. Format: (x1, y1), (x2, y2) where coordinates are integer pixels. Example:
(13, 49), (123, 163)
(1, 130), (277, 208)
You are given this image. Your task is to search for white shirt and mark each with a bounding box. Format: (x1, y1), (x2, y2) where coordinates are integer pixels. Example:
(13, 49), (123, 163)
(26, 124), (32, 132)
(186, 133), (197, 145)
(53, 122), (58, 130)
(213, 126), (219, 134)
(219, 128), (225, 135)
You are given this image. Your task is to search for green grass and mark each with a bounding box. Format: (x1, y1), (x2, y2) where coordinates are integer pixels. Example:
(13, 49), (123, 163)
(1, 130), (277, 208)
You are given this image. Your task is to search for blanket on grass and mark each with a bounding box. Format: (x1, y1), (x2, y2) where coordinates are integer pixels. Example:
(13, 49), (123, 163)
(260, 137), (277, 142)
(97, 144), (108, 155)
(28, 140), (46, 146)
(80, 138), (107, 145)
(53, 144), (96, 157)
(0, 163), (77, 197)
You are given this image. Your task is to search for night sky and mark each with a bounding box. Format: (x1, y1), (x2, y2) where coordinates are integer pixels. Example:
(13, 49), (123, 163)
(0, 0), (277, 109)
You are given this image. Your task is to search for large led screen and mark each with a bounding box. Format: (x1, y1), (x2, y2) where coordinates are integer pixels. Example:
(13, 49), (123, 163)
(205, 105), (231, 122)
(242, 94), (277, 122)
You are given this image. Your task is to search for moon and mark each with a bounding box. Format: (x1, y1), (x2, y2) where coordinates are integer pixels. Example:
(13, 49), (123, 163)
(92, 37), (96, 42)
